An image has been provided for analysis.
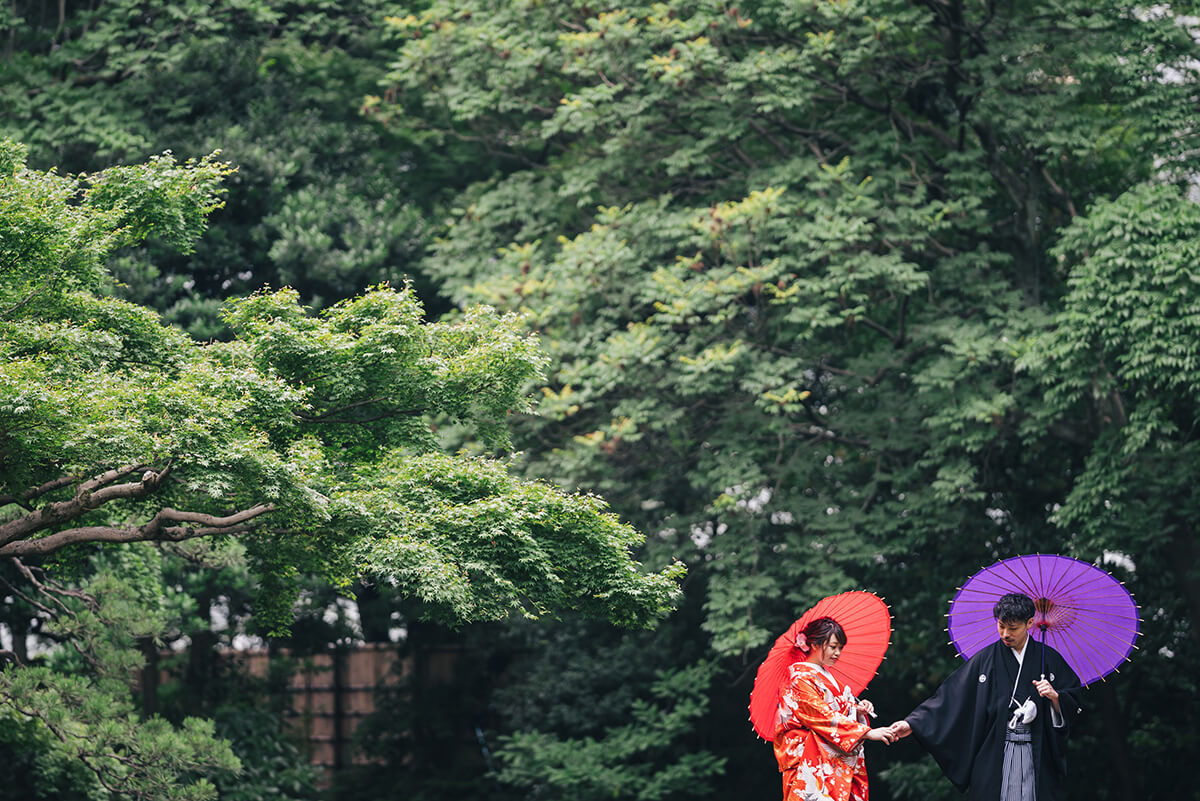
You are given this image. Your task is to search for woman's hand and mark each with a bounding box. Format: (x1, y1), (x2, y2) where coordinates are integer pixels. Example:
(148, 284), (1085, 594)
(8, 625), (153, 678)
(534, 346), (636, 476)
(856, 700), (876, 719)
(865, 726), (896, 745)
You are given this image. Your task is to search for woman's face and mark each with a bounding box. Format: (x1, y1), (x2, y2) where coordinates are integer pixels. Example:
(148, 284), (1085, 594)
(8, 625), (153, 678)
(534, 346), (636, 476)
(812, 635), (844, 668)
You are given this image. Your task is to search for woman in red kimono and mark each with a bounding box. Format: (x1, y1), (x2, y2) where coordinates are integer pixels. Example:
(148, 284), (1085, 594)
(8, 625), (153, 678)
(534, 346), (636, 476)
(774, 617), (895, 801)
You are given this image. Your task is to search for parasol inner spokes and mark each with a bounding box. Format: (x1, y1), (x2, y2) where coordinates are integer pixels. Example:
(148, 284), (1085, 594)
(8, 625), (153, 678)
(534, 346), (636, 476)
(1033, 597), (1075, 632)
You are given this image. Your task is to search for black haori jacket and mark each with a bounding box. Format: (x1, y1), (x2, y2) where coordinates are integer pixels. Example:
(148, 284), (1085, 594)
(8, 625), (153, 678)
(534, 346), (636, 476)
(906, 639), (1082, 801)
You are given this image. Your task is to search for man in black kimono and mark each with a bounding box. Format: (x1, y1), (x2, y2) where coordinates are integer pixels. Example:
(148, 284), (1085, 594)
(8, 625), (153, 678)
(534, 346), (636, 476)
(888, 593), (1081, 801)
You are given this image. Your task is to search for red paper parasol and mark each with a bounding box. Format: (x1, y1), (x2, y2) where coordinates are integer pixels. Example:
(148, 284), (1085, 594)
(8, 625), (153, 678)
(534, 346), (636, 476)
(947, 553), (1140, 686)
(748, 591), (892, 741)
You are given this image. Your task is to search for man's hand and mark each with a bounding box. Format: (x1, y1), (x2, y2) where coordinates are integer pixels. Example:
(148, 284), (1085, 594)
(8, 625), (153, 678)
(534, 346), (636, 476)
(1033, 678), (1062, 713)
(887, 720), (912, 739)
(1032, 678), (1058, 702)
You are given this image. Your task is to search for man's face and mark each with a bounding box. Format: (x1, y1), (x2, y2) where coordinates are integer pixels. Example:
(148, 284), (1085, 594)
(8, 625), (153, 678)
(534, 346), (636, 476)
(997, 617), (1034, 650)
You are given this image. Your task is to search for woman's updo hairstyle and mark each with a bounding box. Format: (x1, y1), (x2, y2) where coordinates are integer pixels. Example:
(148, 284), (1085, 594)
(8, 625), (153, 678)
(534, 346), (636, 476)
(796, 616), (847, 652)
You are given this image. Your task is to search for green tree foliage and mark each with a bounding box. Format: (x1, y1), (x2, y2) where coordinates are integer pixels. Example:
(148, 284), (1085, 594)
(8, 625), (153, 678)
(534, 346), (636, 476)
(492, 638), (725, 801)
(378, 2), (1200, 798)
(336, 612), (725, 801)
(205, 682), (324, 801)
(0, 139), (680, 624)
(0, 0), (475, 337)
(0, 710), (106, 800)
(0, 556), (241, 801)
(0, 141), (682, 795)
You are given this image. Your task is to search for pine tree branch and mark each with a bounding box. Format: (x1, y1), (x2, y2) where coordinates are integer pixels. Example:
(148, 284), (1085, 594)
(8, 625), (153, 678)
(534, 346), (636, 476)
(8, 558), (96, 613)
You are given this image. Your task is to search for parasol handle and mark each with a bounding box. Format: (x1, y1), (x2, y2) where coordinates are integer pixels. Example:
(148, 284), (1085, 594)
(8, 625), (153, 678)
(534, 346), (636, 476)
(1038, 622), (1048, 682)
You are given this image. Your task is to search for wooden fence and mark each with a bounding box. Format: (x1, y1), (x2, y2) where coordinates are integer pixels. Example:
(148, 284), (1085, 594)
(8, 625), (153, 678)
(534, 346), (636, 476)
(147, 642), (464, 781)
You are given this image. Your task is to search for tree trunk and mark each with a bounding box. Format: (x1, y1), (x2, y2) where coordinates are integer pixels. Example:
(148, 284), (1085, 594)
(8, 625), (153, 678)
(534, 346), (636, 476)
(10, 612), (30, 666)
(140, 636), (159, 717)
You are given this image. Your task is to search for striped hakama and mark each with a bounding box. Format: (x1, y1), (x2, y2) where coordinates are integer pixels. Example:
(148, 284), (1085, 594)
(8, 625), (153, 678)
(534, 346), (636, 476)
(1001, 721), (1034, 801)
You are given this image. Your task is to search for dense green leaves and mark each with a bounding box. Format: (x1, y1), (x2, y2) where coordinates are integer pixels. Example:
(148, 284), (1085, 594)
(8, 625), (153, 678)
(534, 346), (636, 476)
(0, 141), (682, 795)
(378, 1), (1200, 798)
(497, 662), (725, 801)
(1, 0), (457, 337)
(0, 141), (680, 626)
(2, 0), (1199, 797)
(0, 565), (241, 801)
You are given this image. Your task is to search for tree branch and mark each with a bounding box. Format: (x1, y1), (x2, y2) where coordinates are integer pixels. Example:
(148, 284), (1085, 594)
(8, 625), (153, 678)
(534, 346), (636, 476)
(0, 504), (276, 557)
(793, 424), (871, 448)
(1041, 165), (1078, 218)
(295, 397), (426, 423)
(0, 463), (169, 547)
(0, 473), (79, 508)
(0, 287), (45, 320)
(747, 118), (791, 159)
(856, 315), (900, 343)
(9, 558), (96, 612)
(807, 71), (959, 152)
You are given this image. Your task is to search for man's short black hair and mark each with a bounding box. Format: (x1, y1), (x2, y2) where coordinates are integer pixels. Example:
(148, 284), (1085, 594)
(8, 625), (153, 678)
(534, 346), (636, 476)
(992, 592), (1036, 623)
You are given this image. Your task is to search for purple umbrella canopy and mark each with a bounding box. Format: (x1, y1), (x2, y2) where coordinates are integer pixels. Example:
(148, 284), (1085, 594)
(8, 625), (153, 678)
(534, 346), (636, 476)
(947, 554), (1140, 686)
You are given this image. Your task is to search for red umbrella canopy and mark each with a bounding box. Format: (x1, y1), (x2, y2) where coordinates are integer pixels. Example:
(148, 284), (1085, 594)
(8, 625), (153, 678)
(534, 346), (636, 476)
(748, 591), (891, 741)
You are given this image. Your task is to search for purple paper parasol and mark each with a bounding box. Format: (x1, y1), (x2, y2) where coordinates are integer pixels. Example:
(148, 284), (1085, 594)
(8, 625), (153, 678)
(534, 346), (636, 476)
(947, 554), (1140, 686)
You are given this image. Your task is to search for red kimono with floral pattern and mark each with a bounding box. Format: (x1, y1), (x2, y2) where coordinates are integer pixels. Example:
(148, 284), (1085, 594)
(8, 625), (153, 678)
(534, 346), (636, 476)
(773, 662), (873, 801)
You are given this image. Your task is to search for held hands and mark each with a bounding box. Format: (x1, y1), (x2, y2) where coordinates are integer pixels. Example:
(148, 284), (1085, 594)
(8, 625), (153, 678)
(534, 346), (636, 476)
(865, 726), (896, 745)
(886, 720), (912, 740)
(859, 705), (899, 746)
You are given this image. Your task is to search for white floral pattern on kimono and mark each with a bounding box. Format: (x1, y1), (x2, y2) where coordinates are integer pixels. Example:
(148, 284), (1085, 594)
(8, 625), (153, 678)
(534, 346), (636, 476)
(772, 662), (872, 801)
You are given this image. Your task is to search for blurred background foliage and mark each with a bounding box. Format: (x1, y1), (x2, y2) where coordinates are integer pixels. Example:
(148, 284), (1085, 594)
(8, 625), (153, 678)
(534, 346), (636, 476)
(3, 0), (1199, 799)
(2, 0), (485, 337)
